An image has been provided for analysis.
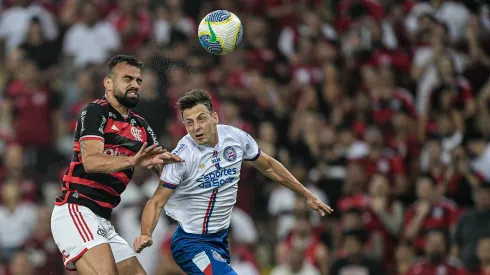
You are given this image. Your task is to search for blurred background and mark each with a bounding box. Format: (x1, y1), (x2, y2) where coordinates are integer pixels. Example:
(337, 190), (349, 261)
(1, 0), (490, 274)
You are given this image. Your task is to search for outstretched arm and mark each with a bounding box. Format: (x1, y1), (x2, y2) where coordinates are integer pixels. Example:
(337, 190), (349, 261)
(250, 152), (333, 216)
(134, 184), (175, 253)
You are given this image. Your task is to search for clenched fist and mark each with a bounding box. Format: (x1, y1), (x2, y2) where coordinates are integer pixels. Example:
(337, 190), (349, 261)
(134, 234), (153, 253)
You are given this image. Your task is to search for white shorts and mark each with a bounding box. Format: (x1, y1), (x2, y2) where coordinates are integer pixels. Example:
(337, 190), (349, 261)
(51, 203), (136, 271)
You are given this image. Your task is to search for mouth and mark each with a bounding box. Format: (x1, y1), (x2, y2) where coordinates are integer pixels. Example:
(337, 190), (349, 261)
(196, 133), (204, 140)
(126, 89), (138, 98)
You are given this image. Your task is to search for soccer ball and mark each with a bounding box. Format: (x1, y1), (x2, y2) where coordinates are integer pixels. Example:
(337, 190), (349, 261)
(198, 10), (243, 55)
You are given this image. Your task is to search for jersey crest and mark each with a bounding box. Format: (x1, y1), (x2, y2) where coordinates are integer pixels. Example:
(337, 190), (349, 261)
(223, 146), (237, 162)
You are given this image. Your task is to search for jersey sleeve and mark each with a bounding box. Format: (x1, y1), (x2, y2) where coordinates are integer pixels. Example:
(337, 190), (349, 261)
(78, 103), (107, 142)
(160, 141), (188, 189)
(231, 126), (261, 161)
(143, 121), (159, 146)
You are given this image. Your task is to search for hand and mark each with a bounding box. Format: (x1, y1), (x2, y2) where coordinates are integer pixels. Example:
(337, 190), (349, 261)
(146, 152), (185, 170)
(132, 143), (184, 168)
(371, 197), (386, 213)
(147, 152), (184, 166)
(306, 195), (334, 216)
(134, 234), (153, 253)
(416, 201), (431, 217)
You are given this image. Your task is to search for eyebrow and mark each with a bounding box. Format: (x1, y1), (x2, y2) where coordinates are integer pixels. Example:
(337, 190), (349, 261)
(185, 112), (207, 121)
(122, 75), (143, 82)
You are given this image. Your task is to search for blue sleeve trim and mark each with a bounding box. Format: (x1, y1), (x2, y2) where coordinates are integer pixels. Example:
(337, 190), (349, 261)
(162, 182), (177, 189)
(244, 148), (261, 161)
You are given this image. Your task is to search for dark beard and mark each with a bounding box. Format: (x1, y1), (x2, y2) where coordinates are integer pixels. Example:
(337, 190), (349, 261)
(115, 89), (139, 108)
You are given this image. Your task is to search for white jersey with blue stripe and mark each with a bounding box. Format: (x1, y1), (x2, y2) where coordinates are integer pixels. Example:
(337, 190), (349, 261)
(160, 124), (260, 234)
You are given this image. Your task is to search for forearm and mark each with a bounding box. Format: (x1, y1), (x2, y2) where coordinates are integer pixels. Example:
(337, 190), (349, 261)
(83, 153), (134, 173)
(140, 200), (164, 237)
(405, 214), (426, 239)
(377, 202), (403, 235)
(262, 157), (311, 198)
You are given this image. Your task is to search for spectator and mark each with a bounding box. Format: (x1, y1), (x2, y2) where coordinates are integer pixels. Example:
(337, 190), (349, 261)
(330, 228), (385, 275)
(461, 237), (490, 275)
(18, 16), (60, 72)
(228, 226), (260, 275)
(405, 229), (459, 275)
(276, 215), (329, 274)
(115, 192), (168, 275)
(22, 207), (64, 275)
(3, 58), (63, 175)
(443, 146), (479, 209)
(108, 0), (151, 53)
(354, 126), (407, 195)
(365, 174), (404, 268)
(156, 222), (184, 275)
(0, 183), (37, 262)
(63, 0), (120, 68)
(7, 250), (33, 275)
(394, 241), (416, 275)
(453, 182), (490, 268)
(404, 176), (457, 253)
(0, 144), (37, 203)
(468, 134), (490, 183)
(0, 0), (58, 55)
(271, 245), (321, 275)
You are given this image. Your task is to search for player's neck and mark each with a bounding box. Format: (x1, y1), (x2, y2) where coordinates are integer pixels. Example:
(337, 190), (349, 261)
(206, 135), (219, 147)
(106, 94), (129, 116)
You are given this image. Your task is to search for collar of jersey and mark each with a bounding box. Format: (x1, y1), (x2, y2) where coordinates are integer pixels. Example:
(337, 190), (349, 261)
(104, 98), (134, 119)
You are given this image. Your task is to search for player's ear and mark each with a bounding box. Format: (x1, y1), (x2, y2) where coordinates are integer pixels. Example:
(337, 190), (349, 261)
(104, 77), (113, 91)
(212, 112), (219, 124)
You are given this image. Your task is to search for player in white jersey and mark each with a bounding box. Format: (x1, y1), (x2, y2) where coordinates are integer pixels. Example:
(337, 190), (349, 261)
(134, 89), (333, 275)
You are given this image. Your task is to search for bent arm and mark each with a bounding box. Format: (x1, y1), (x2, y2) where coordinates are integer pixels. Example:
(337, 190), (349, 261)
(404, 212), (427, 240)
(376, 201), (404, 235)
(141, 184), (175, 237)
(250, 152), (312, 198)
(80, 139), (134, 173)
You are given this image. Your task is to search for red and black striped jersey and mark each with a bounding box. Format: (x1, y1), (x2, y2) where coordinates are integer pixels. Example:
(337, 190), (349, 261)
(55, 98), (159, 219)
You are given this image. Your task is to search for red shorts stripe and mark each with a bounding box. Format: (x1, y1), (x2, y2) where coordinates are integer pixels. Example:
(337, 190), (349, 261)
(76, 205), (94, 240)
(64, 248), (88, 271)
(68, 204), (87, 242)
(70, 204), (91, 242)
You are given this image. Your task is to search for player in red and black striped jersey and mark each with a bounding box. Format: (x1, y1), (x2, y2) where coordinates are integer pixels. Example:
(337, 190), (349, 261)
(51, 55), (182, 275)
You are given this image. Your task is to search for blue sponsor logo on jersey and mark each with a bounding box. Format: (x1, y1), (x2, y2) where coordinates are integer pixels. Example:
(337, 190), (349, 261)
(172, 143), (186, 156)
(197, 168), (237, 188)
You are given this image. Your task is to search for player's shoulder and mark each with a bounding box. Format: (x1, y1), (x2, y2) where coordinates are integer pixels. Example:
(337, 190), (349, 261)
(171, 135), (196, 157)
(80, 99), (109, 115)
(218, 124), (250, 139)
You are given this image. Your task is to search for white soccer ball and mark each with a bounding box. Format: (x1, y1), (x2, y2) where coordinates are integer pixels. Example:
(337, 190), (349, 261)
(198, 10), (244, 55)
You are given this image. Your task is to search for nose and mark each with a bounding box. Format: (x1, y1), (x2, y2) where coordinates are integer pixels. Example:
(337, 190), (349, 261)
(130, 80), (140, 90)
(193, 122), (202, 133)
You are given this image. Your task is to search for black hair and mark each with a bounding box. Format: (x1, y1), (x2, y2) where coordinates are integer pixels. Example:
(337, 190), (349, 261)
(177, 89), (214, 114)
(106, 55), (143, 77)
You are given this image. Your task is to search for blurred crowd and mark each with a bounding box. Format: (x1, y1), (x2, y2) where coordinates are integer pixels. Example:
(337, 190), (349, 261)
(1, 0), (490, 274)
